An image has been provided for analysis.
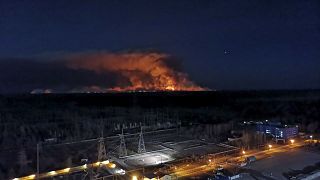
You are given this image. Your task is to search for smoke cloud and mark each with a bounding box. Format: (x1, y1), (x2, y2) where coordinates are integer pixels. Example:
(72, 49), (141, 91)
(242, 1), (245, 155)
(67, 52), (205, 92)
(0, 51), (206, 93)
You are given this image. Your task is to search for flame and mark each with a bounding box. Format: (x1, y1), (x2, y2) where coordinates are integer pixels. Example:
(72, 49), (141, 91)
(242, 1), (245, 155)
(67, 52), (205, 92)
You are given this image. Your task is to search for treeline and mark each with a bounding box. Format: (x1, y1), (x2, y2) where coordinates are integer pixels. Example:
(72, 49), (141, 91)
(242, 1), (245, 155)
(0, 90), (319, 149)
(0, 90), (319, 178)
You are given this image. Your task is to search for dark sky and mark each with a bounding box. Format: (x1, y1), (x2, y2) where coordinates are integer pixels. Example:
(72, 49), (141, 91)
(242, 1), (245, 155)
(0, 0), (319, 92)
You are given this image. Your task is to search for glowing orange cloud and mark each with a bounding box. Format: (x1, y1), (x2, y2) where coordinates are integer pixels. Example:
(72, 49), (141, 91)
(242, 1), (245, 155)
(66, 52), (206, 92)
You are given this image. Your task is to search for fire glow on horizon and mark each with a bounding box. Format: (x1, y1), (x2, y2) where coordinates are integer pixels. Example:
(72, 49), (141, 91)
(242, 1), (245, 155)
(66, 52), (206, 92)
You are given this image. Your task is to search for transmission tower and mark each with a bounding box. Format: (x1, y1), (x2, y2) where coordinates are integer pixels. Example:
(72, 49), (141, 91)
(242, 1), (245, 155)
(138, 124), (146, 153)
(97, 131), (107, 162)
(119, 128), (127, 157)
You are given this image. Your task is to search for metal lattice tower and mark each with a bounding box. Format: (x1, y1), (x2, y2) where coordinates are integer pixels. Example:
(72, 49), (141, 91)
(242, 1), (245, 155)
(119, 128), (127, 157)
(97, 131), (107, 162)
(138, 124), (146, 153)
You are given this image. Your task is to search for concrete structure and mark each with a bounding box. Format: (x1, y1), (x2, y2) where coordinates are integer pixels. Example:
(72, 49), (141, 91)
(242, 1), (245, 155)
(256, 121), (298, 142)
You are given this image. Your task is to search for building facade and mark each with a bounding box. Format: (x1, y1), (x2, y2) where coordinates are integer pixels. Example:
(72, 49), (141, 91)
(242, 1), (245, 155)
(256, 122), (298, 140)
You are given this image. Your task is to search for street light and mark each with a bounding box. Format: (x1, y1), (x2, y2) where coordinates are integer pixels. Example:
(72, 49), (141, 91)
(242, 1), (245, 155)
(268, 144), (272, 149)
(242, 150), (246, 161)
(290, 139), (295, 144)
(94, 161), (101, 166)
(62, 168), (70, 173)
(28, 174), (36, 179)
(48, 171), (56, 176)
(101, 160), (109, 165)
(310, 135), (313, 139)
(132, 175), (138, 180)
(36, 143), (41, 179)
(109, 163), (116, 168)
(81, 159), (88, 170)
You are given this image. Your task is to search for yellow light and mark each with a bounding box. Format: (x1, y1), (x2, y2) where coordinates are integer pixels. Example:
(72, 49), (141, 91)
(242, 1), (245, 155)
(101, 160), (109, 165)
(109, 163), (116, 168)
(132, 175), (138, 180)
(49, 171), (57, 175)
(12, 178), (19, 180)
(242, 150), (246, 154)
(27, 174), (36, 179)
(268, 144), (272, 148)
(208, 159), (212, 162)
(290, 139), (295, 144)
(94, 162), (101, 166)
(63, 168), (70, 173)
(83, 164), (87, 169)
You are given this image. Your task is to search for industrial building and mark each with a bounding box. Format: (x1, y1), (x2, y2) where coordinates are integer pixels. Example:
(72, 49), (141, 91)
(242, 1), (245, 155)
(256, 121), (298, 142)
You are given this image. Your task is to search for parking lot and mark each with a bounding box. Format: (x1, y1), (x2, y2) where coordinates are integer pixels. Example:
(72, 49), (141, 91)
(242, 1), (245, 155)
(241, 148), (320, 180)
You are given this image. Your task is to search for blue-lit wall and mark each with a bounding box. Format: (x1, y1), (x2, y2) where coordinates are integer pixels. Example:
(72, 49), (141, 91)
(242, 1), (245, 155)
(257, 124), (298, 139)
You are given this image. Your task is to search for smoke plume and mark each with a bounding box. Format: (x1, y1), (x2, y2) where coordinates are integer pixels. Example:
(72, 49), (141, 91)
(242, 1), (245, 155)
(66, 52), (205, 92)
(0, 51), (206, 93)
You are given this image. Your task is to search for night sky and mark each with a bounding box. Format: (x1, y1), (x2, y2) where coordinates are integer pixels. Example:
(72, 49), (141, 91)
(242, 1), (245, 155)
(0, 0), (319, 92)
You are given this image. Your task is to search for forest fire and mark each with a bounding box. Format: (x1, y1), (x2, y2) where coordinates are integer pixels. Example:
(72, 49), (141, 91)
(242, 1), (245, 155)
(67, 52), (205, 92)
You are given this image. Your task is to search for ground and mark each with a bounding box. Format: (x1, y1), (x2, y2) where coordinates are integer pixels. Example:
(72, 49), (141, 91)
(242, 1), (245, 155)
(113, 132), (235, 170)
(240, 148), (320, 180)
(124, 151), (175, 167)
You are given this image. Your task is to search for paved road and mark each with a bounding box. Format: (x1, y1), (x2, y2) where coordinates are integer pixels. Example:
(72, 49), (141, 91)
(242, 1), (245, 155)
(14, 140), (305, 180)
(14, 161), (118, 180)
(170, 141), (304, 178)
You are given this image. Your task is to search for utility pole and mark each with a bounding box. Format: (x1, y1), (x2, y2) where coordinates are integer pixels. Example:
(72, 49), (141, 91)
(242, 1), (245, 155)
(138, 123), (146, 153)
(36, 143), (41, 179)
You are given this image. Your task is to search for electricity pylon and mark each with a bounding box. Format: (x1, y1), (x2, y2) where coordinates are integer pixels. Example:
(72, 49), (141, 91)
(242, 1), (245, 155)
(97, 131), (107, 162)
(138, 124), (146, 153)
(119, 128), (127, 157)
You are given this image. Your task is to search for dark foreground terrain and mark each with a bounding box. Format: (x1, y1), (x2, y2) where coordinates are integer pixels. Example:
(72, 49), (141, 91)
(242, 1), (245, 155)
(0, 90), (319, 178)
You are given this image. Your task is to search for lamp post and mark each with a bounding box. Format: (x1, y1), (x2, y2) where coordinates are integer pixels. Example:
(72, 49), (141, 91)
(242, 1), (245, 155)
(36, 142), (41, 179)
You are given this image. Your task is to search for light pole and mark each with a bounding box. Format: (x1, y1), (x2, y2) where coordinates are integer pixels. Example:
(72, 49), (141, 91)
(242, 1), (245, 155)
(36, 142), (41, 179)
